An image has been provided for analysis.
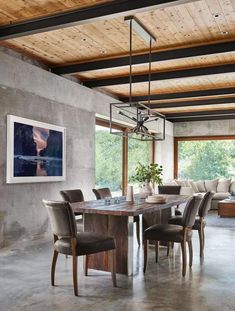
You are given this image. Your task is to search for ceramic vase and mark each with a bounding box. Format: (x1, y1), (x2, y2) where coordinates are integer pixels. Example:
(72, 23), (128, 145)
(140, 181), (153, 199)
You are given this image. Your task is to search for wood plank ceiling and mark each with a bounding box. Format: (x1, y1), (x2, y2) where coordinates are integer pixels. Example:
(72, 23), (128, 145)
(0, 0), (235, 122)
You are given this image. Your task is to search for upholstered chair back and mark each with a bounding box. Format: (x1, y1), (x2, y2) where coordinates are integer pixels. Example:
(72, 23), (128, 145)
(93, 188), (112, 200)
(60, 189), (84, 203)
(43, 200), (77, 238)
(198, 192), (214, 218)
(182, 196), (198, 228)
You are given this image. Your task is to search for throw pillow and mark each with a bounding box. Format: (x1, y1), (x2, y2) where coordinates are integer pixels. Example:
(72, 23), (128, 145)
(174, 180), (186, 187)
(195, 180), (206, 192)
(217, 179), (231, 193)
(205, 179), (219, 192)
(189, 181), (199, 193)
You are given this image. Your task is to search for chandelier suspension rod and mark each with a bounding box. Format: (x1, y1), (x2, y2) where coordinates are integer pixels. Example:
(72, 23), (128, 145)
(148, 38), (152, 107)
(129, 18), (133, 104)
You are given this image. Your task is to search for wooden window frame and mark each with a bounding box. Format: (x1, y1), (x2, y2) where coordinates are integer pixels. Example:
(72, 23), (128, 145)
(96, 119), (155, 195)
(174, 135), (235, 179)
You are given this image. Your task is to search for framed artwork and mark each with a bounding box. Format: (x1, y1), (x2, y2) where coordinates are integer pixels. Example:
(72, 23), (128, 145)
(7, 115), (66, 183)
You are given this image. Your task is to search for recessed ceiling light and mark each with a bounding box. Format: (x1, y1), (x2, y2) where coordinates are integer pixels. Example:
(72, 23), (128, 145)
(220, 31), (229, 35)
(100, 48), (106, 54)
(80, 38), (86, 42)
(214, 13), (220, 17)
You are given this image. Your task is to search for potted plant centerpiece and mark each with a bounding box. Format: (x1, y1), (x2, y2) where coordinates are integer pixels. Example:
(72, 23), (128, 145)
(131, 162), (163, 198)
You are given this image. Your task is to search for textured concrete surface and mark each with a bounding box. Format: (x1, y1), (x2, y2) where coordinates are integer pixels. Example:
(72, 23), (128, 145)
(0, 86), (95, 246)
(0, 212), (235, 311)
(174, 119), (235, 137)
(0, 50), (174, 247)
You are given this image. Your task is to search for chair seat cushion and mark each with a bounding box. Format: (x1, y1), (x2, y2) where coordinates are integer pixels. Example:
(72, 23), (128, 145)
(144, 224), (192, 243)
(212, 192), (230, 200)
(168, 216), (206, 230)
(54, 232), (115, 256)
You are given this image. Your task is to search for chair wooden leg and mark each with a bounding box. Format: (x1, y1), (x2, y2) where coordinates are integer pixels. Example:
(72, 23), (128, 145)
(109, 249), (117, 287)
(71, 238), (78, 296)
(181, 241), (187, 277)
(187, 240), (193, 268)
(143, 239), (149, 273)
(202, 227), (205, 250)
(84, 255), (89, 276)
(51, 250), (58, 286)
(167, 242), (170, 257)
(136, 220), (140, 246)
(198, 226), (204, 258)
(155, 241), (159, 263)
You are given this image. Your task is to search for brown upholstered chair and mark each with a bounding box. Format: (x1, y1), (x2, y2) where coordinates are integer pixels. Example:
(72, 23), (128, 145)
(158, 185), (182, 215)
(43, 200), (116, 296)
(93, 188), (112, 200)
(60, 189), (84, 216)
(92, 188), (140, 246)
(144, 196), (197, 276)
(168, 192), (214, 257)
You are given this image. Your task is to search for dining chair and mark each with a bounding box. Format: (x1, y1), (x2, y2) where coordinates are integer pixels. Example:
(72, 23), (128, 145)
(43, 200), (117, 296)
(92, 188), (141, 246)
(60, 189), (84, 216)
(143, 196), (197, 276)
(158, 185), (182, 215)
(168, 191), (214, 257)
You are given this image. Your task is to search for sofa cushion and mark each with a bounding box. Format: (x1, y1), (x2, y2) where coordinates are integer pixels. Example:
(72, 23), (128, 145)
(217, 179), (231, 193)
(196, 181), (206, 192)
(229, 180), (235, 194)
(212, 192), (230, 200)
(205, 179), (219, 192)
(189, 181), (199, 193)
(174, 179), (186, 187)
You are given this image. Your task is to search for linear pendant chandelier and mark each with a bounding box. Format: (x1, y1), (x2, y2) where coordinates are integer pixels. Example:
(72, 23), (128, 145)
(110, 16), (166, 141)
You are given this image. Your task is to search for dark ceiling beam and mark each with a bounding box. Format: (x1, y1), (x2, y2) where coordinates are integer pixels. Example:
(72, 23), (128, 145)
(0, 0), (194, 40)
(168, 115), (235, 122)
(147, 96), (235, 109)
(119, 87), (235, 102)
(83, 64), (235, 88)
(51, 41), (235, 75)
(165, 109), (235, 118)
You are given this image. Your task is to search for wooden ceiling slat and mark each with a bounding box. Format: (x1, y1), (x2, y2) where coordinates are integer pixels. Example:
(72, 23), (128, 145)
(83, 64), (235, 87)
(147, 96), (235, 109)
(0, 0), (193, 40)
(120, 87), (235, 102)
(165, 109), (235, 117)
(51, 40), (235, 75)
(0, 1), (111, 26)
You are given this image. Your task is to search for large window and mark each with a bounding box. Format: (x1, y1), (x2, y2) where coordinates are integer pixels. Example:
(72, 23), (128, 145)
(95, 124), (123, 195)
(128, 139), (151, 193)
(176, 137), (235, 180)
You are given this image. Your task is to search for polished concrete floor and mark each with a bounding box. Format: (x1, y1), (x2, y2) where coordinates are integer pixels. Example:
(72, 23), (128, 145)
(1, 212), (235, 311)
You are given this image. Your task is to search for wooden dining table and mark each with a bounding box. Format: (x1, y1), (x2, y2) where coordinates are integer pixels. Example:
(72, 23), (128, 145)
(71, 194), (189, 276)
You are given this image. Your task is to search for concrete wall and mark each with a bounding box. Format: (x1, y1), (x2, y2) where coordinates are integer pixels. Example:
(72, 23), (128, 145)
(174, 119), (235, 137)
(0, 50), (175, 247)
(0, 51), (118, 247)
(155, 121), (174, 181)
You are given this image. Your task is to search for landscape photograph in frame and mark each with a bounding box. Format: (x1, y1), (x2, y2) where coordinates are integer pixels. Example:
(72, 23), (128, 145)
(7, 115), (66, 183)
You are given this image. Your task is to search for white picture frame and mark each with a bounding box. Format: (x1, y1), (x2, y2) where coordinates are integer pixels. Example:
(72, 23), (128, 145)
(7, 115), (66, 183)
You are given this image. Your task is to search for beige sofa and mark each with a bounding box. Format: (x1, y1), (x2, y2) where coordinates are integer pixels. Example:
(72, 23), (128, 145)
(173, 179), (235, 210)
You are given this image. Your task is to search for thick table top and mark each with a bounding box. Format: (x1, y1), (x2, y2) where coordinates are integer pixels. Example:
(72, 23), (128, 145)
(71, 194), (189, 216)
